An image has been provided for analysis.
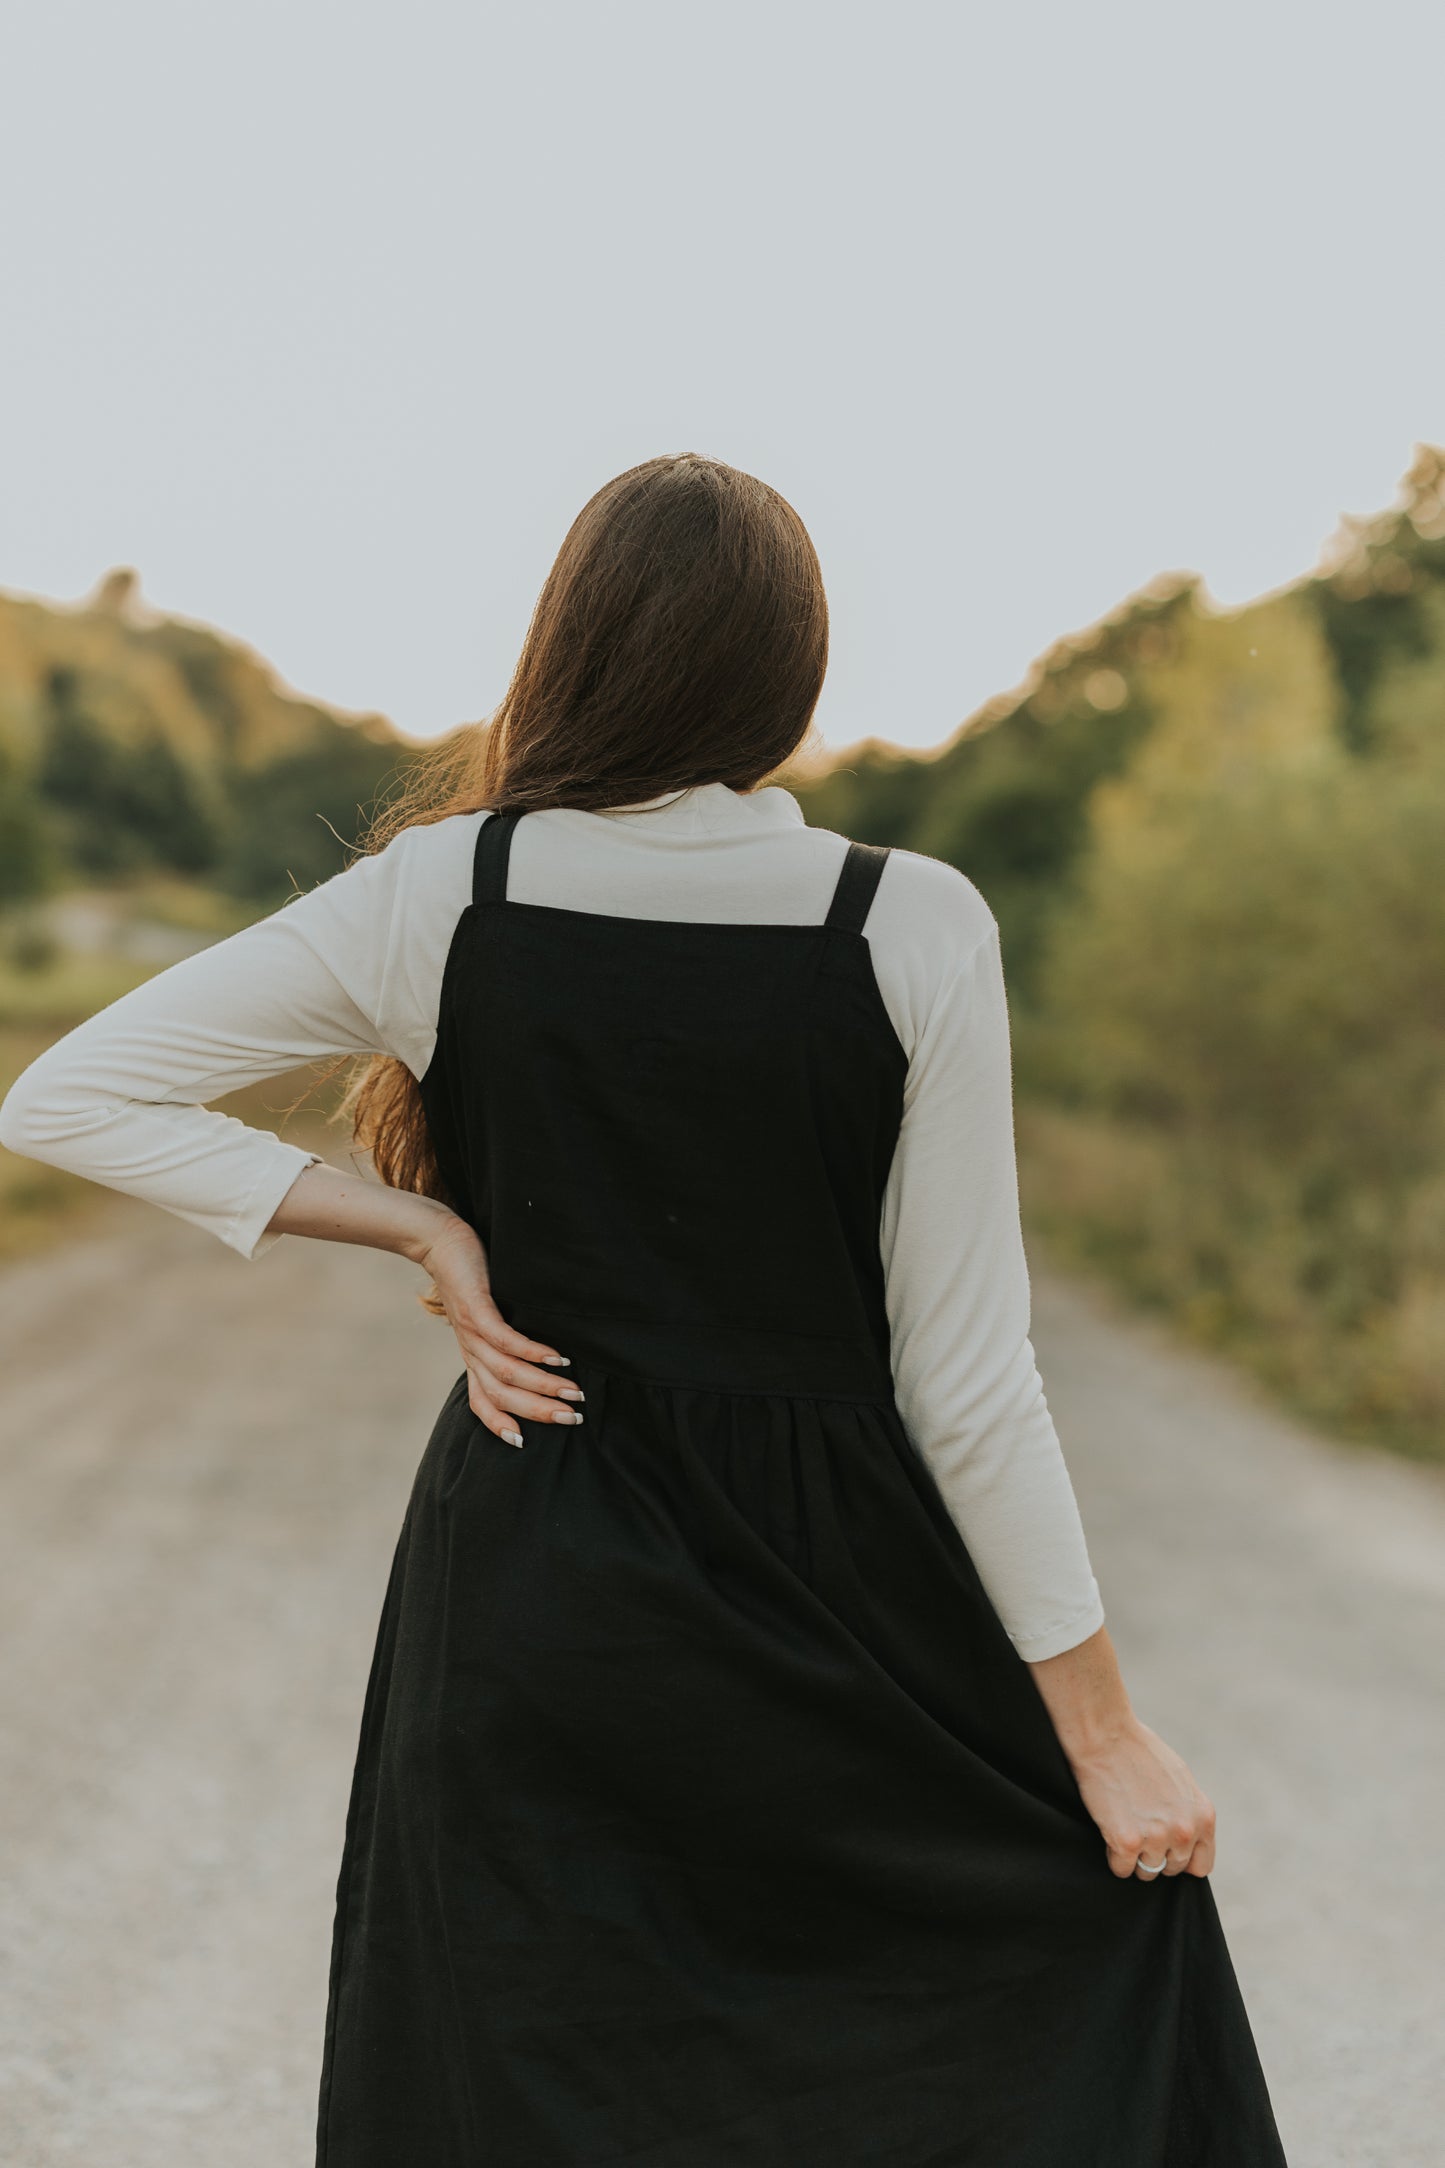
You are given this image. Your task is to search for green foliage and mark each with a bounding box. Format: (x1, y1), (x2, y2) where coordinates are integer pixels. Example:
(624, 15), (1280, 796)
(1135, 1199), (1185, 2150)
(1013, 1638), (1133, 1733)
(793, 455), (1445, 1458)
(1311, 445), (1445, 752)
(1022, 746), (1445, 1445)
(788, 581), (1187, 990)
(0, 580), (425, 909)
(1036, 757), (1445, 1175)
(38, 678), (219, 876)
(219, 739), (414, 900)
(0, 741), (60, 906)
(5, 453), (1445, 1455)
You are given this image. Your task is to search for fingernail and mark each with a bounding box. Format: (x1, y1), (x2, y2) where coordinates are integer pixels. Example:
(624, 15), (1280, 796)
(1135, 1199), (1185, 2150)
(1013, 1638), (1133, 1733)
(541, 1356), (571, 1367)
(558, 1386), (585, 1400)
(553, 1409), (584, 1425)
(504, 1430), (524, 1448)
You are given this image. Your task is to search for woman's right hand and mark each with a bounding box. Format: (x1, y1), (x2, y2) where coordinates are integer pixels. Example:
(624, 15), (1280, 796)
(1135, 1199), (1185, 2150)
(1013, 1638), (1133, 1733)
(1026, 1624), (1216, 1879)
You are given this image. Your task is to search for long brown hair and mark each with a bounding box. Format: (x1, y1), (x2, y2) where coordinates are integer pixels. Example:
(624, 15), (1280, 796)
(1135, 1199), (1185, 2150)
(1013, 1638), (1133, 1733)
(318, 453), (828, 1300)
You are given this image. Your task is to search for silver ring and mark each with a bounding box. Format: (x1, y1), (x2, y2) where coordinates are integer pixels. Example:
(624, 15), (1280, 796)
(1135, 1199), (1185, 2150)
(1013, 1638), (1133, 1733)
(1136, 1857), (1169, 1876)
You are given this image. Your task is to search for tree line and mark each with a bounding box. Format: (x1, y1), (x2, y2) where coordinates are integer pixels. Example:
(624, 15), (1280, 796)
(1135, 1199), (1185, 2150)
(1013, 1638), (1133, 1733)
(3, 453), (1442, 1454)
(789, 448), (1445, 1458)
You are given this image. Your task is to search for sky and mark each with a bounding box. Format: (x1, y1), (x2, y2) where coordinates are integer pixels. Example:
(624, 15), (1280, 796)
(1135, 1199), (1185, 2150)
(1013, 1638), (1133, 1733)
(3, 1), (1442, 755)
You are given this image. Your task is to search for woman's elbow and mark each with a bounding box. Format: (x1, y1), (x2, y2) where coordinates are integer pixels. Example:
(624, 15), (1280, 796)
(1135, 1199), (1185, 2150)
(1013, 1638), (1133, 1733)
(0, 1054), (86, 1166)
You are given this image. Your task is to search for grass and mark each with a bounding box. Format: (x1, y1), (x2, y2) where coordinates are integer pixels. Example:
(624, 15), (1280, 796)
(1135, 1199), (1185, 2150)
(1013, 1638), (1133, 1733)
(0, 970), (350, 1266)
(6, 922), (1441, 1473)
(1016, 1099), (1445, 1468)
(0, 953), (155, 1030)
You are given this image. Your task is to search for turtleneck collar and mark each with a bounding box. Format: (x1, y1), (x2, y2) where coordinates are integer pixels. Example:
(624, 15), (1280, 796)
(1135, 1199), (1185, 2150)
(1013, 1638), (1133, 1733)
(580, 780), (806, 834)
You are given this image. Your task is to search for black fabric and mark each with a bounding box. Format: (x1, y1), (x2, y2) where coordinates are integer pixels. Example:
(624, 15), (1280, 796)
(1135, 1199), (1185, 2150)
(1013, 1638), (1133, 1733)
(316, 811), (1289, 2166)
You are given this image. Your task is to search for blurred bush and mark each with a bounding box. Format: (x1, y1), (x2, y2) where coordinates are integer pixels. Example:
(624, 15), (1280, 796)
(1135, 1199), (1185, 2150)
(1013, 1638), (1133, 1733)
(0, 569), (423, 908)
(4, 457), (1443, 1457)
(0, 573), (427, 1258)
(792, 447), (1445, 1460)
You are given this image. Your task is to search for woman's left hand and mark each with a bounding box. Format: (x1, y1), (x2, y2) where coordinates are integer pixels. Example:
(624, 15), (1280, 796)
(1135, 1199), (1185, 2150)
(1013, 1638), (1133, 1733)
(416, 1211), (585, 1449)
(262, 1161), (584, 1450)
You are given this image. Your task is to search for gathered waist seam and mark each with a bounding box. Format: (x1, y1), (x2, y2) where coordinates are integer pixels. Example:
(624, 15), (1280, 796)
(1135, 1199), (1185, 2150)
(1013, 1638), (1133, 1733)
(450, 1359), (897, 1410)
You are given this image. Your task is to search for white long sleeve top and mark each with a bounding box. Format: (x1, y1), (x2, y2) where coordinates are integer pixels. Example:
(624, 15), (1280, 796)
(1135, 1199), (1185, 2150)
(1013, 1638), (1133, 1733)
(0, 779), (1105, 1662)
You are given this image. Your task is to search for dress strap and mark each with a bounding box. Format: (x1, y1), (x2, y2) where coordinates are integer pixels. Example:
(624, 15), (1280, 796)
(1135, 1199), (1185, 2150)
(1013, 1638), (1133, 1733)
(823, 839), (891, 933)
(472, 808), (524, 907)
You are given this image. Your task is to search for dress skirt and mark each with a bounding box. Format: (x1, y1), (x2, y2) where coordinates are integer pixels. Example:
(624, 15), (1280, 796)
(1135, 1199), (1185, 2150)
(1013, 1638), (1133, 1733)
(317, 1364), (1286, 2165)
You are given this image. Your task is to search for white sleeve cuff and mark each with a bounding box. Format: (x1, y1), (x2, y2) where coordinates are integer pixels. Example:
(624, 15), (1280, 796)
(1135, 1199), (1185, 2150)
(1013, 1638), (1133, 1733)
(1007, 1590), (1106, 1664)
(229, 1145), (326, 1261)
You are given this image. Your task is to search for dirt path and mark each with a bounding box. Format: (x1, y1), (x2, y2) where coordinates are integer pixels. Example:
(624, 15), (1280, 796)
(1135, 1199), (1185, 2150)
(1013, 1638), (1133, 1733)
(1, 1206), (1441, 2166)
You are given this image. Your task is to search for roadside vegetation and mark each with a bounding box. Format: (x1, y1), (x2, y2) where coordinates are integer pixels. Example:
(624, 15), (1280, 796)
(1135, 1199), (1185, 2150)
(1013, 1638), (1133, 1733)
(4, 457), (1443, 1456)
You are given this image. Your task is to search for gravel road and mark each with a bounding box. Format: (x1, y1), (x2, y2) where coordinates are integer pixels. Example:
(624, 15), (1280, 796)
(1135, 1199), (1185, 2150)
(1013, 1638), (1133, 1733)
(1, 1204), (1441, 2165)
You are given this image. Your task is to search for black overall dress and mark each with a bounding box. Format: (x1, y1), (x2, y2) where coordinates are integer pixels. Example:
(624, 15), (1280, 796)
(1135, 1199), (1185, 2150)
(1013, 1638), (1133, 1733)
(316, 807), (1288, 2167)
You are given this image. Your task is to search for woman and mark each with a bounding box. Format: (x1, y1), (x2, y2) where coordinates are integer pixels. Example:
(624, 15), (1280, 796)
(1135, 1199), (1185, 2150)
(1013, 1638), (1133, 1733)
(0, 454), (1288, 2165)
